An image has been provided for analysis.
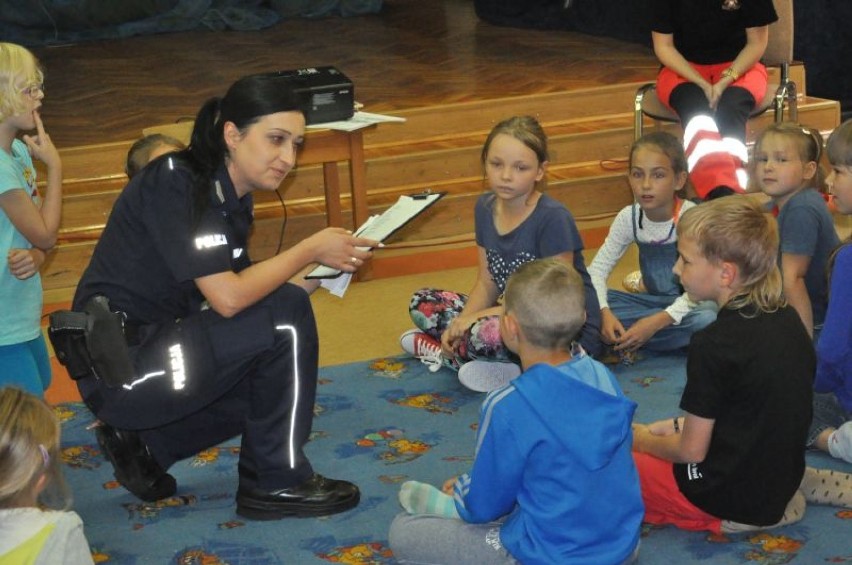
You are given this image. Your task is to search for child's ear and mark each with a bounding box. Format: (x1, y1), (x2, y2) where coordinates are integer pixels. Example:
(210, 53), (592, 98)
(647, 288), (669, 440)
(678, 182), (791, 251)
(719, 260), (739, 289)
(803, 160), (818, 181)
(501, 312), (521, 349)
(535, 161), (549, 182)
(34, 473), (48, 495)
(675, 170), (688, 191)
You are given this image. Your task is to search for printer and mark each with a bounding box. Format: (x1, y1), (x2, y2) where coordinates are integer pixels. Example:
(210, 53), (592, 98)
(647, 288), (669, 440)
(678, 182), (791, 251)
(267, 66), (355, 124)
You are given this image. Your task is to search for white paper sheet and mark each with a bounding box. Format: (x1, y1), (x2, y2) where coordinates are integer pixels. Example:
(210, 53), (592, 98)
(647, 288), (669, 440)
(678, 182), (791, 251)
(308, 191), (445, 296)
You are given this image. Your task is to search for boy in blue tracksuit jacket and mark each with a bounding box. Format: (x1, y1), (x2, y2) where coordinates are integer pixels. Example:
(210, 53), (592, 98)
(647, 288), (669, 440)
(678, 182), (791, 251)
(389, 259), (643, 565)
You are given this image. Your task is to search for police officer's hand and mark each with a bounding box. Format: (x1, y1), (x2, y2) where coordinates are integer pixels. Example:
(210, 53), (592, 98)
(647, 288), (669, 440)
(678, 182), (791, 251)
(305, 227), (379, 272)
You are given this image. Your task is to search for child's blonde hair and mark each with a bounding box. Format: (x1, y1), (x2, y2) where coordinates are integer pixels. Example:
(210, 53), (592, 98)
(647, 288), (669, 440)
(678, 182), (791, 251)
(0, 388), (70, 509)
(125, 133), (186, 179)
(677, 197), (784, 314)
(504, 258), (585, 351)
(754, 122), (825, 191)
(0, 42), (43, 123)
(481, 115), (549, 169)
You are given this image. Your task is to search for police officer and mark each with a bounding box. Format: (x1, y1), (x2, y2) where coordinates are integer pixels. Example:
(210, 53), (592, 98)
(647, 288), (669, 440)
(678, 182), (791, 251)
(72, 73), (377, 519)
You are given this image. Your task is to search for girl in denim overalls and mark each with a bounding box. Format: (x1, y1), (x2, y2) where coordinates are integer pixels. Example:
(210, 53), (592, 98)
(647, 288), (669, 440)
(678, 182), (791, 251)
(589, 132), (716, 358)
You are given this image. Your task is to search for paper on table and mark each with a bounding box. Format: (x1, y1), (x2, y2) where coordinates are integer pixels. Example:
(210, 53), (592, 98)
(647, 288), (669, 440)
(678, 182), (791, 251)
(306, 111), (406, 132)
(307, 191), (445, 287)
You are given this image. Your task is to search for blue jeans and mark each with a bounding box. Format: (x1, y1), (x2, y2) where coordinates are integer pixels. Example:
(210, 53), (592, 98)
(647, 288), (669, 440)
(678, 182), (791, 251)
(808, 392), (851, 447)
(607, 290), (717, 352)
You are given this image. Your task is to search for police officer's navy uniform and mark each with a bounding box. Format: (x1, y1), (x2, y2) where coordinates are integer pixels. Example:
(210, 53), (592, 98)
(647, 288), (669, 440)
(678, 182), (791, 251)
(73, 154), (318, 492)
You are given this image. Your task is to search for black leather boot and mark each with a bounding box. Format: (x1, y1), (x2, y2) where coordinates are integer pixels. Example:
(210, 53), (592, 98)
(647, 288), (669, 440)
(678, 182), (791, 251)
(236, 473), (360, 520)
(95, 423), (177, 502)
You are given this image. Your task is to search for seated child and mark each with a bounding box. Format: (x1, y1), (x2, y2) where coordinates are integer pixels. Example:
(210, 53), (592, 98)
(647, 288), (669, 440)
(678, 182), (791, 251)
(810, 118), (852, 463)
(389, 259), (643, 565)
(124, 133), (185, 179)
(399, 116), (601, 393)
(0, 387), (94, 564)
(589, 131), (716, 360)
(754, 122), (839, 337)
(632, 197), (852, 534)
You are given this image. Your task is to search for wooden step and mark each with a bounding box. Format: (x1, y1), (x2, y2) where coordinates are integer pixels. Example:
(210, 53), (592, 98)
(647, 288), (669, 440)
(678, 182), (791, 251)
(362, 66), (807, 149)
(52, 94), (838, 241)
(37, 66), (807, 184)
(37, 67), (839, 296)
(43, 168), (632, 292)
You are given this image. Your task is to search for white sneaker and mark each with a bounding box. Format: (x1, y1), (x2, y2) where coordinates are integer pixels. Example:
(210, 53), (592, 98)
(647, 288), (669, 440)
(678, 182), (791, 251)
(458, 360), (521, 392)
(399, 329), (445, 373)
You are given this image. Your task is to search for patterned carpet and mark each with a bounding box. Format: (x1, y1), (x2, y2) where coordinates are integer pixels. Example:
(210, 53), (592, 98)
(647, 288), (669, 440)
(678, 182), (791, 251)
(58, 353), (852, 564)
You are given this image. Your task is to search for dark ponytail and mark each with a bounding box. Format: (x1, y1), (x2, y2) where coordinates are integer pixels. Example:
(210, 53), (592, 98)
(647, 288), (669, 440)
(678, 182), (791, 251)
(186, 97), (225, 221)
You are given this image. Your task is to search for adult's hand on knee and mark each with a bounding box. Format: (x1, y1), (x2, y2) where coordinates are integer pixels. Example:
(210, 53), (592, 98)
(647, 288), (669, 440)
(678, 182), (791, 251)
(699, 81), (715, 108)
(709, 83), (729, 110)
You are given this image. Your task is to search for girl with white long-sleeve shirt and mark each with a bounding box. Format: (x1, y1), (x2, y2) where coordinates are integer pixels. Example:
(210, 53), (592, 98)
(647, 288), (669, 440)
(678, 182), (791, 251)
(589, 132), (716, 355)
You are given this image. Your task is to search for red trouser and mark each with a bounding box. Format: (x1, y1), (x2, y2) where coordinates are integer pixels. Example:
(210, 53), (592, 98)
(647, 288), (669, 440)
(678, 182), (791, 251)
(632, 451), (722, 534)
(656, 62), (768, 198)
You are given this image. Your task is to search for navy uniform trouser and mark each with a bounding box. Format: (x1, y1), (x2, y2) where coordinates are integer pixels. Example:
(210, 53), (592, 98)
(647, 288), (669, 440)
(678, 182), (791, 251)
(77, 283), (318, 490)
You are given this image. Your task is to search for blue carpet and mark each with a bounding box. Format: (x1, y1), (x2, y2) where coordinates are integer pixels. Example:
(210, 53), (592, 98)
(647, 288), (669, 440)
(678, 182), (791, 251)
(59, 353), (852, 564)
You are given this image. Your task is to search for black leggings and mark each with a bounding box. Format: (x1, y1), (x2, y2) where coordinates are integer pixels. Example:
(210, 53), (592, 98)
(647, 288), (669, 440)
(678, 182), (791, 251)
(669, 82), (756, 142)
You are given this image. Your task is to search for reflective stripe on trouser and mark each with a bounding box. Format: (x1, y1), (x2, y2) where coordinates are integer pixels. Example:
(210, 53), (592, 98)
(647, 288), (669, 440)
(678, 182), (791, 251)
(683, 115), (749, 198)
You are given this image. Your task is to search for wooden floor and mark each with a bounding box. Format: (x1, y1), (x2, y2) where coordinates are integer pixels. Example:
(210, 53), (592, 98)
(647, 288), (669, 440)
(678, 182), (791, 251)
(31, 0), (660, 149)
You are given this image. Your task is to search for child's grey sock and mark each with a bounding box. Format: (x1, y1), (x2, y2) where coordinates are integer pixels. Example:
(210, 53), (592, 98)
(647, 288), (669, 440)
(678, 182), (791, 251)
(800, 466), (852, 509)
(398, 480), (459, 518)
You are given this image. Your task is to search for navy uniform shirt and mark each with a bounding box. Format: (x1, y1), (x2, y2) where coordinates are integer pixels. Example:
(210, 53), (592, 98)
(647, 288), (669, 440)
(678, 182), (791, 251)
(74, 154), (253, 324)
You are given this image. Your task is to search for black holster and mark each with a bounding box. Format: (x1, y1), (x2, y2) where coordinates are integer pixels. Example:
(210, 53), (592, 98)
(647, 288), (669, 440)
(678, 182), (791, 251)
(48, 296), (136, 388)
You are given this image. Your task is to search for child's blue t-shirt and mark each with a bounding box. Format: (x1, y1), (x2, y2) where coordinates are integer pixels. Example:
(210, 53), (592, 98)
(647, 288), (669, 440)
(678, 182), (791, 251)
(474, 192), (589, 294)
(0, 139), (43, 346)
(776, 188), (840, 327)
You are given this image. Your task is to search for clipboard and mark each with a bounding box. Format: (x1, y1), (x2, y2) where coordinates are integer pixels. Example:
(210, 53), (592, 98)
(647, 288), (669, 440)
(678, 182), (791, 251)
(306, 190), (445, 279)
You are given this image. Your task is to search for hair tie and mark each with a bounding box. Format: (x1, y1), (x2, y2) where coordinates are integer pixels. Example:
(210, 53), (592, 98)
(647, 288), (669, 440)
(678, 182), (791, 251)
(39, 444), (50, 468)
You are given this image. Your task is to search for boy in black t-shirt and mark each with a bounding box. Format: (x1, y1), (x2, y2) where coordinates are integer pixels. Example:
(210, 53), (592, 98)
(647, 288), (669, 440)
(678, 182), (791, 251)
(632, 197), (852, 533)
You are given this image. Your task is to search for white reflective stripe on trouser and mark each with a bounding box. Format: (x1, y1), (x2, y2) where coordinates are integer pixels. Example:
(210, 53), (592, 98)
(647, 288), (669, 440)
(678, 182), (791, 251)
(686, 137), (749, 171)
(683, 115), (719, 148)
(722, 137), (749, 164)
(736, 168), (749, 190)
(121, 343), (187, 391)
(275, 324), (299, 470)
(122, 371), (167, 391)
(687, 138), (728, 171)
